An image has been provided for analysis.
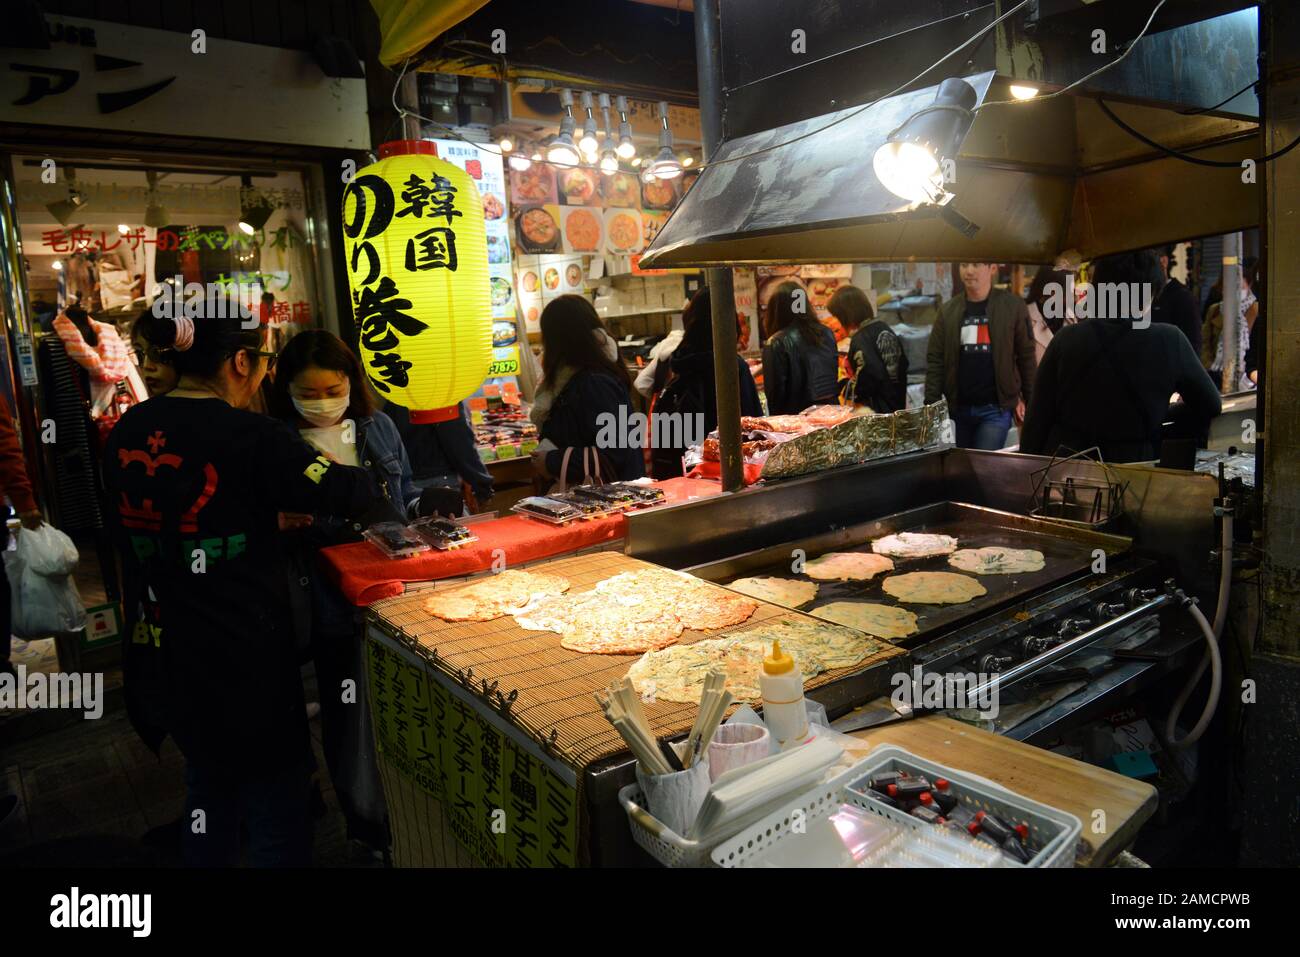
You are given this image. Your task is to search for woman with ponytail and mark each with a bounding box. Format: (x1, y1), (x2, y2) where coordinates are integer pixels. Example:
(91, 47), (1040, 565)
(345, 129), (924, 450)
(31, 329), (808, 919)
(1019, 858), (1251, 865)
(103, 311), (388, 866)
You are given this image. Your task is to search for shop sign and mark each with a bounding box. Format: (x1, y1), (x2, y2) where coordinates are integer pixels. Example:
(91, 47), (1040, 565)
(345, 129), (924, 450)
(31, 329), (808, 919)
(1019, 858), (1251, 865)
(15, 332), (38, 387)
(367, 638), (579, 868)
(0, 15), (368, 149)
(82, 603), (122, 647)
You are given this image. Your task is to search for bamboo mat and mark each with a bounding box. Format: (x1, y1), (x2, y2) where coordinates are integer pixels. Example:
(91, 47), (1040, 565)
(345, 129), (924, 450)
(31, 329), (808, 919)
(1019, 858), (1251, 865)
(370, 552), (906, 773)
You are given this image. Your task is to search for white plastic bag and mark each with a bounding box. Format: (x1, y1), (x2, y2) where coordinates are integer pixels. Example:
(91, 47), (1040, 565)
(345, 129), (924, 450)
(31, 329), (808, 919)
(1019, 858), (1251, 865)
(11, 524), (86, 637)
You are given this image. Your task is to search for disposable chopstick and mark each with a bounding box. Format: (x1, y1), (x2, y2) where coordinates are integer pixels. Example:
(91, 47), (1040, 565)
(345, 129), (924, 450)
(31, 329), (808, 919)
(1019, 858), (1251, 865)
(599, 689), (672, 776)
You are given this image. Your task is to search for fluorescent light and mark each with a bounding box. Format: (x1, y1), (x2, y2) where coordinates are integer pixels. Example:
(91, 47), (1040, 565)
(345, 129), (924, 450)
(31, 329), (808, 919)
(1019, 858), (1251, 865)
(1010, 84), (1039, 100)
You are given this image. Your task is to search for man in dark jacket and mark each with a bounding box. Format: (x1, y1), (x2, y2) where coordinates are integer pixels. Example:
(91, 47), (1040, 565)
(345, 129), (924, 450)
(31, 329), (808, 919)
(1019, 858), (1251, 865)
(1020, 250), (1222, 463)
(925, 263), (1036, 449)
(387, 401), (494, 511)
(1150, 244), (1202, 355)
(831, 285), (908, 412)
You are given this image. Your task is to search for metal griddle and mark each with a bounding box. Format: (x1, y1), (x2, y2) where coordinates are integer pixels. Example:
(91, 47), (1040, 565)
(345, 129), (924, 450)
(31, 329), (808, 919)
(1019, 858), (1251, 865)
(684, 502), (1132, 648)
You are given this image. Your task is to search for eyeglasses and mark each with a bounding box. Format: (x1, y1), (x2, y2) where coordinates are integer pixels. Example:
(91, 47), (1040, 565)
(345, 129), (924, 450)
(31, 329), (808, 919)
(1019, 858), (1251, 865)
(246, 349), (278, 371)
(131, 346), (175, 366)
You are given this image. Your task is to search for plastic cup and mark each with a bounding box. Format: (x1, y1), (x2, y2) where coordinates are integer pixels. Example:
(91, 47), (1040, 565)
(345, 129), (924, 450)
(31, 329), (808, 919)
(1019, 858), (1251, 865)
(707, 722), (771, 782)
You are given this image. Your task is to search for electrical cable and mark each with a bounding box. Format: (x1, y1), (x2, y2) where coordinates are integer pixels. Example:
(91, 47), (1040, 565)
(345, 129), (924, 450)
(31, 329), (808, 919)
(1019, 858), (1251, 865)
(1098, 98), (1300, 168)
(1179, 78), (1259, 115)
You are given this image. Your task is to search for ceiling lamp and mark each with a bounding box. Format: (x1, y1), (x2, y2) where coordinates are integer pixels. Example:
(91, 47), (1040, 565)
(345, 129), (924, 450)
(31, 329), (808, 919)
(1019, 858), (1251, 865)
(682, 155), (694, 168)
(508, 152), (532, 171)
(647, 102), (682, 180)
(615, 95), (637, 159)
(238, 174), (274, 234)
(640, 166), (658, 184)
(578, 91), (599, 159)
(630, 155), (642, 167)
(46, 165), (88, 226)
(873, 77), (977, 206)
(1009, 84), (1039, 100)
(546, 89), (580, 167)
(498, 135), (514, 152)
(51, 259), (64, 271)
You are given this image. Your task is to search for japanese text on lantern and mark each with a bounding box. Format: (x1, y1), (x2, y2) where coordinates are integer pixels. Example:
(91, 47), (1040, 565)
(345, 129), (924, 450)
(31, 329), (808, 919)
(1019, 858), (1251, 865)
(343, 170), (464, 395)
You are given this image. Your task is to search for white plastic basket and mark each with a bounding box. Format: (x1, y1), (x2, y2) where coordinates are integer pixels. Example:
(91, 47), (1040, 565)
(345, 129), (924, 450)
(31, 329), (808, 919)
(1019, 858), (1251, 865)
(711, 745), (1083, 868)
(618, 783), (715, 868)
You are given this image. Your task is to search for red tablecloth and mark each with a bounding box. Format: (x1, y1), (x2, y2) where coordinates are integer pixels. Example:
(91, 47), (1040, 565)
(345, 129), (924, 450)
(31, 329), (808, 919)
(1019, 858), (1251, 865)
(320, 477), (723, 606)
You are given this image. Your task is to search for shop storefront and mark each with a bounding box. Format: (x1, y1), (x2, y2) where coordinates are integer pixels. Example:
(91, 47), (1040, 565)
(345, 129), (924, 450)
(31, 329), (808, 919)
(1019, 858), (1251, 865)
(0, 11), (368, 656)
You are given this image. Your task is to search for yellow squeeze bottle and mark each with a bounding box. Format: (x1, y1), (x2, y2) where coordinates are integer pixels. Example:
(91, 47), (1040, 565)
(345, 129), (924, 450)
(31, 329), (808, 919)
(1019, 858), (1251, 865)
(760, 640), (810, 750)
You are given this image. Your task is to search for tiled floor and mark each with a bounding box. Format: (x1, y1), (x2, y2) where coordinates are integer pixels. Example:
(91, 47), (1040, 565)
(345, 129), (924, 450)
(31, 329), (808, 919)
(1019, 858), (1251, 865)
(0, 706), (384, 868)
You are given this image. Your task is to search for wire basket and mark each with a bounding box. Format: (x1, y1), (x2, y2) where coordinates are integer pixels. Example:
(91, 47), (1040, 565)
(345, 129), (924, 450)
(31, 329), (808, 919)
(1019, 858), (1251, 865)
(1029, 447), (1127, 530)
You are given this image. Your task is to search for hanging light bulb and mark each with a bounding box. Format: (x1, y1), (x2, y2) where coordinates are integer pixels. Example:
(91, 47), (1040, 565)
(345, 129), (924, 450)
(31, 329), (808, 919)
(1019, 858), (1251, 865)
(546, 89), (581, 166)
(647, 101), (683, 180)
(530, 151), (543, 162)
(578, 91), (599, 159)
(640, 166), (658, 184)
(498, 135), (515, 152)
(597, 93), (618, 174)
(681, 155), (694, 168)
(508, 152), (532, 171)
(614, 95), (637, 159)
(51, 259), (64, 271)
(630, 155), (642, 167)
(118, 223), (130, 235)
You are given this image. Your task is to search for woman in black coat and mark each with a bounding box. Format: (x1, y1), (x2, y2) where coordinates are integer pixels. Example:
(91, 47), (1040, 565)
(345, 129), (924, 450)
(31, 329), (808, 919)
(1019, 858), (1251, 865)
(650, 287), (762, 478)
(761, 281), (840, 414)
(529, 295), (643, 486)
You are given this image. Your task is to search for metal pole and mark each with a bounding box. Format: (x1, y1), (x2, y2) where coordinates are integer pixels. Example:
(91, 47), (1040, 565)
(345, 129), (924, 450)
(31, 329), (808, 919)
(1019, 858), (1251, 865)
(1220, 231), (1242, 394)
(693, 0), (744, 491)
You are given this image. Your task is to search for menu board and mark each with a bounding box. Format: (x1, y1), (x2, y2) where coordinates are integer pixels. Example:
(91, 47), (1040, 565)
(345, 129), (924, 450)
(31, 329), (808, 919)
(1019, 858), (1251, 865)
(430, 138), (513, 321)
(516, 252), (585, 333)
(509, 164), (684, 260)
(368, 638), (578, 868)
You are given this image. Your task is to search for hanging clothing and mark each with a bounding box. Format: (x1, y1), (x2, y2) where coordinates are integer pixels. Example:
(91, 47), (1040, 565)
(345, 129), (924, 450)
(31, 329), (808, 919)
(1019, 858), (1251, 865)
(35, 336), (104, 530)
(52, 313), (146, 422)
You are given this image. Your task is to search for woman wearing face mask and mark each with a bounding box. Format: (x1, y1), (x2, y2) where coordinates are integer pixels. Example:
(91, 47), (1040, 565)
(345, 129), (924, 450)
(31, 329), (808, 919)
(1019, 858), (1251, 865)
(267, 329), (426, 848)
(104, 313), (386, 867)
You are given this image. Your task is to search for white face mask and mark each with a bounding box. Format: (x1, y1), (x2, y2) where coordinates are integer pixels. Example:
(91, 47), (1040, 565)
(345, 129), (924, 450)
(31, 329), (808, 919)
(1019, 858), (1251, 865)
(293, 393), (350, 427)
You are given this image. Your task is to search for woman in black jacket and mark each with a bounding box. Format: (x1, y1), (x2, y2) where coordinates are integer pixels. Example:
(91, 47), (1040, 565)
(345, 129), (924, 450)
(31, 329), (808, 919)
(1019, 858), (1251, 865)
(530, 295), (644, 486)
(761, 281), (840, 414)
(650, 287), (762, 479)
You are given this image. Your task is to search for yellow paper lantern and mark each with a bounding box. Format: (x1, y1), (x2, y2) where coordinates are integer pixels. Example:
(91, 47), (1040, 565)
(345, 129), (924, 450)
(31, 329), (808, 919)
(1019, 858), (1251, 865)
(342, 140), (492, 422)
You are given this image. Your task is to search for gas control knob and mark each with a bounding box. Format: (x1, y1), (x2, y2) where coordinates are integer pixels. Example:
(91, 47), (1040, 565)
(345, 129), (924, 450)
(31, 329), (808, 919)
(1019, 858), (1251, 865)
(979, 653), (1017, 674)
(1020, 634), (1057, 657)
(1125, 587), (1159, 608)
(1091, 601), (1127, 621)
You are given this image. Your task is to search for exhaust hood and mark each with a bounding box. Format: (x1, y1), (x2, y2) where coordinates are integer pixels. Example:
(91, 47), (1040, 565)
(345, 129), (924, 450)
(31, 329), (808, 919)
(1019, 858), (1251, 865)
(641, 6), (1261, 267)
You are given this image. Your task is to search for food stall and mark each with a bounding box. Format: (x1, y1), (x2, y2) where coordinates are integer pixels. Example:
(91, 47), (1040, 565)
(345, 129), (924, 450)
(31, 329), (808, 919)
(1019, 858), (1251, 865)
(340, 0), (1267, 868)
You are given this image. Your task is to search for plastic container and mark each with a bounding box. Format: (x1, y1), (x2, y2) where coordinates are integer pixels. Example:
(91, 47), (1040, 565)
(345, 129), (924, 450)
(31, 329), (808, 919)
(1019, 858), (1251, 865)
(711, 746), (1082, 868)
(760, 641), (809, 750)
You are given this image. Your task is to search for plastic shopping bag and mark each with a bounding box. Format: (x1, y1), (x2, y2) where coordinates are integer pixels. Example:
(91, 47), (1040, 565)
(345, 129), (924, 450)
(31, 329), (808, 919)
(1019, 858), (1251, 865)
(11, 524), (86, 637)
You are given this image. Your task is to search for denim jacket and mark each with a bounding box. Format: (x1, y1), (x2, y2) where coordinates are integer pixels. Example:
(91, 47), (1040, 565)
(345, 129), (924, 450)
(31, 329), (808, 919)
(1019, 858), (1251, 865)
(287, 412), (419, 648)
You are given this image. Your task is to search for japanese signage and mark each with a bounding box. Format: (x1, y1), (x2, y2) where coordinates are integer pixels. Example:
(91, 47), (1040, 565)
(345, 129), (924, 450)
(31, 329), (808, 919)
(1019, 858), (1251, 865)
(342, 145), (493, 411)
(367, 638), (579, 867)
(0, 16), (367, 149)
